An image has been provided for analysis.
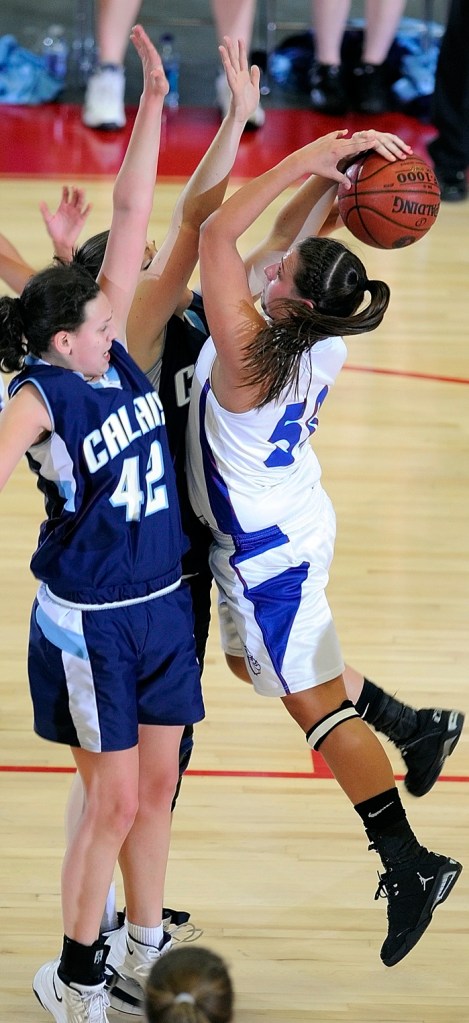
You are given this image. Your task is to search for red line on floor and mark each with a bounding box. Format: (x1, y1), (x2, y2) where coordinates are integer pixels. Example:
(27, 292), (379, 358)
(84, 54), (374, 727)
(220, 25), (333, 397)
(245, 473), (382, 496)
(345, 364), (469, 386)
(1, 764), (468, 782)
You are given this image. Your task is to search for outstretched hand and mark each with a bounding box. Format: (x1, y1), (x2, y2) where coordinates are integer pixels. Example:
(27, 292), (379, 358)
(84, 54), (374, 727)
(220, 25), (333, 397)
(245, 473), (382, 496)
(39, 186), (92, 260)
(303, 129), (413, 188)
(130, 23), (169, 101)
(218, 36), (260, 124)
(345, 128), (413, 167)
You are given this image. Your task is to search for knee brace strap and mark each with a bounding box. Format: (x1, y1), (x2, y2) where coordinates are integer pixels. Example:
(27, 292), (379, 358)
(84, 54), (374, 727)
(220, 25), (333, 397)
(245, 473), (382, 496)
(306, 700), (359, 751)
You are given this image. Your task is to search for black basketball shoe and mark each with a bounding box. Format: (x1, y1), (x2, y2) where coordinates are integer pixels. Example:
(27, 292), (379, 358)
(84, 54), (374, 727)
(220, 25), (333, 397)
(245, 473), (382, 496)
(352, 62), (388, 114)
(376, 849), (462, 967)
(401, 708), (465, 797)
(310, 63), (347, 115)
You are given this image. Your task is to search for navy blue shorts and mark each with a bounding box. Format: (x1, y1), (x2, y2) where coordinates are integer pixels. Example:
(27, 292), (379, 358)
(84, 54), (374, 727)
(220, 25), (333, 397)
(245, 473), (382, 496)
(28, 583), (204, 752)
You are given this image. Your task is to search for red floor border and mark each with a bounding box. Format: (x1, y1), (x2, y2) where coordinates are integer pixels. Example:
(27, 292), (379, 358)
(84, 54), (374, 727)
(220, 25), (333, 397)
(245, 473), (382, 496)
(1, 761), (468, 783)
(0, 103), (438, 178)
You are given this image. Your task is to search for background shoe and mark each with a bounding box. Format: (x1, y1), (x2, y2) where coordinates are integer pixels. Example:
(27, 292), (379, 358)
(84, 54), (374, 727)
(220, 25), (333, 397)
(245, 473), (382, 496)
(376, 849), (462, 967)
(106, 912), (201, 1015)
(33, 959), (109, 1023)
(427, 140), (468, 202)
(82, 67), (126, 131)
(310, 63), (347, 116)
(215, 72), (265, 129)
(436, 170), (467, 202)
(352, 62), (388, 114)
(108, 974), (144, 1016)
(105, 925), (172, 986)
(402, 708), (465, 796)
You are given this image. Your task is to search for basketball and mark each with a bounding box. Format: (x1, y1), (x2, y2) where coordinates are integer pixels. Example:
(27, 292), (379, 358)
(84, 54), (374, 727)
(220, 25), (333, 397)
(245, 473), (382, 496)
(337, 151), (440, 249)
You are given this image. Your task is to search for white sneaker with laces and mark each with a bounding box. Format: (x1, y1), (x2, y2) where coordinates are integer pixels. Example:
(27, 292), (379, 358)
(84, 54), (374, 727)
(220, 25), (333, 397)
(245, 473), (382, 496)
(105, 925), (172, 1014)
(33, 959), (110, 1023)
(215, 72), (265, 129)
(82, 67), (126, 130)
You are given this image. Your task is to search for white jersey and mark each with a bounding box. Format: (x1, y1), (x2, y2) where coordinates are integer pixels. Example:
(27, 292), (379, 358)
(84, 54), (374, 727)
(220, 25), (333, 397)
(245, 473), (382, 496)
(186, 334), (347, 540)
(186, 334), (347, 697)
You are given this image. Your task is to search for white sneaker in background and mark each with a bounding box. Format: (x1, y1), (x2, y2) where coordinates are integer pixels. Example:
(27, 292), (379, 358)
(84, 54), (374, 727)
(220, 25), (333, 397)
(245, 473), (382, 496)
(82, 67), (126, 131)
(33, 959), (109, 1023)
(105, 924), (172, 982)
(215, 71), (266, 129)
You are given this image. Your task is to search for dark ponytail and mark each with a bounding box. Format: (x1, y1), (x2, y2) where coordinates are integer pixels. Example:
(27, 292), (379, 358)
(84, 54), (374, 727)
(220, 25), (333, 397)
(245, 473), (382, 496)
(0, 261), (99, 372)
(242, 236), (390, 406)
(0, 295), (27, 372)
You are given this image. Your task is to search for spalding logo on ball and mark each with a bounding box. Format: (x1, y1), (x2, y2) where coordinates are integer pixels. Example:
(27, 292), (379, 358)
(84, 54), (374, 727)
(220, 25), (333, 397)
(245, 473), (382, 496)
(337, 152), (440, 249)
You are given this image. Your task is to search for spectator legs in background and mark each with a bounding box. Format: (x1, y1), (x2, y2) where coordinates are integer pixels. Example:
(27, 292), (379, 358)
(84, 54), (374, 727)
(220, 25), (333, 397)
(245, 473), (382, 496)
(82, 0), (142, 130)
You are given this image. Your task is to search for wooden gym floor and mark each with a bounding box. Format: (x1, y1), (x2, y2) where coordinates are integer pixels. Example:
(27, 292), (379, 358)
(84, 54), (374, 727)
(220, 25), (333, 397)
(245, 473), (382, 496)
(0, 100), (468, 1022)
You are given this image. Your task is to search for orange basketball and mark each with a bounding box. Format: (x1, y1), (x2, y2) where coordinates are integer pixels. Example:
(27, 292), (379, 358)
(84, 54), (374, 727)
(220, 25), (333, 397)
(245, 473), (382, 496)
(337, 151), (440, 249)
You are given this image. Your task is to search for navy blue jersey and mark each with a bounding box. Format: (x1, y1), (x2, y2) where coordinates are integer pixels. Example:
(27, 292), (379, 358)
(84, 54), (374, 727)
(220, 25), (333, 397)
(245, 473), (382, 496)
(9, 341), (185, 605)
(160, 292), (208, 464)
(159, 292), (212, 577)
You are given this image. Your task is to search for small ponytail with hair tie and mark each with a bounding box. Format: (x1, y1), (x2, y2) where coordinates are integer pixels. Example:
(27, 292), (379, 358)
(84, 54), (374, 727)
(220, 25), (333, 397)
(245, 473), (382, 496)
(0, 292), (28, 372)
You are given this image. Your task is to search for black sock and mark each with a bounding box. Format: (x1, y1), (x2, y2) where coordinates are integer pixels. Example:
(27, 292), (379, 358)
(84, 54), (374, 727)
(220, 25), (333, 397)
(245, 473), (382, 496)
(355, 677), (386, 719)
(355, 678), (418, 747)
(355, 787), (421, 869)
(58, 935), (108, 987)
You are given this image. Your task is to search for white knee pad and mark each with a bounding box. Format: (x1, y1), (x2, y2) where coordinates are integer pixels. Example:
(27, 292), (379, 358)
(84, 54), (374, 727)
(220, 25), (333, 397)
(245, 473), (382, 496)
(306, 700), (359, 751)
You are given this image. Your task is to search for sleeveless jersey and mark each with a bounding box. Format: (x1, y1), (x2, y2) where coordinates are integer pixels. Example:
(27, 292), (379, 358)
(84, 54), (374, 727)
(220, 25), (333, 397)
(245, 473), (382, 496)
(9, 340), (184, 605)
(156, 292), (212, 577)
(186, 335), (347, 539)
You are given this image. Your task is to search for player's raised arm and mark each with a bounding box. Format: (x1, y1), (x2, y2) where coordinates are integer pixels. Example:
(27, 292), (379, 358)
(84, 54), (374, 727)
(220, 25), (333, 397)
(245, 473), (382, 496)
(97, 24), (168, 342)
(244, 129), (413, 296)
(126, 36), (260, 371)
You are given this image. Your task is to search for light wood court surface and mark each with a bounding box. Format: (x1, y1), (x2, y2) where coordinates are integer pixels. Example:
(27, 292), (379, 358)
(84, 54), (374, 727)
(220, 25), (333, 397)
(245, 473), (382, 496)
(1, 176), (468, 1022)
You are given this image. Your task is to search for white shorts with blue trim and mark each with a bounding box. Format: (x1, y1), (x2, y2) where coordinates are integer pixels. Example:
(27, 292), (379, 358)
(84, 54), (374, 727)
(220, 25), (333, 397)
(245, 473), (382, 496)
(212, 483), (344, 698)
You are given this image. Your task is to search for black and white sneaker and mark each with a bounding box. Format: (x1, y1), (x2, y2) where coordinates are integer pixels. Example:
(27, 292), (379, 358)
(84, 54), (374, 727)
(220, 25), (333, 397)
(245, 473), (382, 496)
(106, 973), (145, 1016)
(401, 708), (465, 796)
(375, 849), (462, 967)
(33, 959), (110, 1023)
(104, 926), (172, 1015)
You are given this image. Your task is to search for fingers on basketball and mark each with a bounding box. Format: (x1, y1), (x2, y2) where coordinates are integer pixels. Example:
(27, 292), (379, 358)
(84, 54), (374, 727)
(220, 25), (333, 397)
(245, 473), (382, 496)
(337, 152), (440, 249)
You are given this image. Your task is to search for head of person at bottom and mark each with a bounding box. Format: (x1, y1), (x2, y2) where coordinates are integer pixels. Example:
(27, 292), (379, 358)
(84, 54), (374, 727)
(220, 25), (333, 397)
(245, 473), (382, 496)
(145, 945), (234, 1023)
(250, 236), (390, 406)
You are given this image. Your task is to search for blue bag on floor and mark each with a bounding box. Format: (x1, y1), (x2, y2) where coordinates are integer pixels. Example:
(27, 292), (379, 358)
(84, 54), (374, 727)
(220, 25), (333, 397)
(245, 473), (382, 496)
(388, 17), (445, 118)
(0, 35), (63, 104)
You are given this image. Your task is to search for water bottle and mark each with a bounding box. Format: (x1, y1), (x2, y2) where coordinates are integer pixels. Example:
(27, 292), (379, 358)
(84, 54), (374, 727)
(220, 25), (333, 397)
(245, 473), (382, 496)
(42, 24), (69, 85)
(159, 33), (180, 110)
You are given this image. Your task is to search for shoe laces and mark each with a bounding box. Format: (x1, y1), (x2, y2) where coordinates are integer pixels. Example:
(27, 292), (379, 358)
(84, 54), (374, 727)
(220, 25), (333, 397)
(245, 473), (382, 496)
(168, 921), (204, 944)
(70, 985), (110, 1023)
(374, 870), (393, 902)
(132, 950), (164, 980)
(131, 936), (172, 980)
(162, 908), (203, 943)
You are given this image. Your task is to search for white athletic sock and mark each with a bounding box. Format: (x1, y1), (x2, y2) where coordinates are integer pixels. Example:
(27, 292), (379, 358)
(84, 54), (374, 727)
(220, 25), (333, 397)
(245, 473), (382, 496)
(127, 921), (164, 948)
